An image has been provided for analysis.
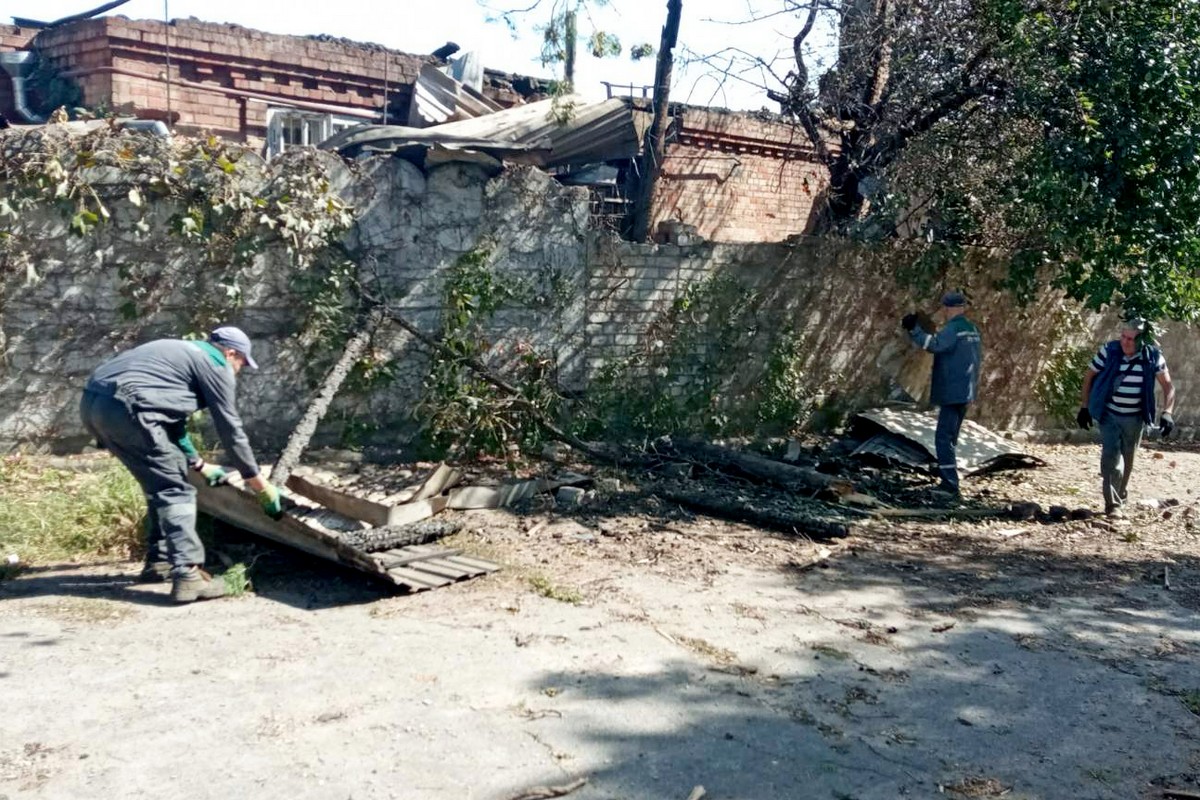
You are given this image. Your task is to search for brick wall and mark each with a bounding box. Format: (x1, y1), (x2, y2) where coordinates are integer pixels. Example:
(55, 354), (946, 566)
(649, 108), (830, 243)
(584, 237), (1158, 433)
(11, 17), (429, 144)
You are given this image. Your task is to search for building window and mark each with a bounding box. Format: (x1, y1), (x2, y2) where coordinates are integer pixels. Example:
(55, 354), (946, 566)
(266, 108), (364, 158)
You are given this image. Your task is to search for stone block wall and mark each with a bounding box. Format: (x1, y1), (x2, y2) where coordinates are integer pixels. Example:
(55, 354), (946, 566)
(4, 132), (1197, 454)
(0, 146), (589, 454)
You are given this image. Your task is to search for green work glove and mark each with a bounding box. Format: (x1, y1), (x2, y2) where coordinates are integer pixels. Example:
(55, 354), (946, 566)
(195, 461), (230, 487)
(257, 483), (284, 520)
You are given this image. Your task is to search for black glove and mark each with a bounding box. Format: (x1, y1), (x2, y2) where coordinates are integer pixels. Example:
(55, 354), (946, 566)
(901, 313), (919, 332)
(1160, 411), (1175, 438)
(1076, 407), (1092, 430)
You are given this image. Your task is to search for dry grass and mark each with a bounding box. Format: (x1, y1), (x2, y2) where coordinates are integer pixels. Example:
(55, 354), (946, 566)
(0, 455), (143, 566)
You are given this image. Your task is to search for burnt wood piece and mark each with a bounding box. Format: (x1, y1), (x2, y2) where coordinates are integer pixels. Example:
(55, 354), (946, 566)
(659, 437), (854, 497)
(339, 519), (463, 553)
(653, 479), (852, 540)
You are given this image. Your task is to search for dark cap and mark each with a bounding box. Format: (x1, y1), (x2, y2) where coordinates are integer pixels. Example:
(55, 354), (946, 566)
(209, 326), (258, 370)
(941, 291), (967, 308)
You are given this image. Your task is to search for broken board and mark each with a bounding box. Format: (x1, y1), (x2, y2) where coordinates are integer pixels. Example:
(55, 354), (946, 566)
(190, 474), (498, 592)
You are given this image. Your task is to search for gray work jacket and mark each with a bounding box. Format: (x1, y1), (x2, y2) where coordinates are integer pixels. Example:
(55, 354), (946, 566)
(84, 339), (260, 478)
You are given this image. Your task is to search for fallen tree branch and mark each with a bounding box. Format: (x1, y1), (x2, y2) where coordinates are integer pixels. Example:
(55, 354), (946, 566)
(271, 310), (381, 487)
(871, 506), (1019, 521)
(654, 479), (852, 540)
(506, 777), (588, 800)
(657, 437), (854, 497)
(379, 304), (645, 466)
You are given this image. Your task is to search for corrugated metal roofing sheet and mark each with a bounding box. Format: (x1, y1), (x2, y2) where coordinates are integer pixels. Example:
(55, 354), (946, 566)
(849, 408), (1045, 476)
(321, 96), (638, 168)
(408, 63), (504, 127)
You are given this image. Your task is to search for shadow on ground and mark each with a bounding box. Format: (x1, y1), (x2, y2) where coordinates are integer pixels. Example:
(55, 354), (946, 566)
(497, 529), (1200, 800)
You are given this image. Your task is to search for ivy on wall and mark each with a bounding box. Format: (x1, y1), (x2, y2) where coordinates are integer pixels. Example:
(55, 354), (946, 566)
(0, 125), (355, 343)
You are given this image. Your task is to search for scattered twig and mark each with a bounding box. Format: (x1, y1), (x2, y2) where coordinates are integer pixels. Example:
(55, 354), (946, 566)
(1162, 790), (1200, 800)
(652, 624), (680, 645)
(686, 787), (707, 800)
(1165, 565), (1172, 591)
(506, 777), (588, 800)
(932, 622), (957, 633)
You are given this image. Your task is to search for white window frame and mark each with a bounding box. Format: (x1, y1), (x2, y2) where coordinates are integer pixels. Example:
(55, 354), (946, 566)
(266, 108), (365, 159)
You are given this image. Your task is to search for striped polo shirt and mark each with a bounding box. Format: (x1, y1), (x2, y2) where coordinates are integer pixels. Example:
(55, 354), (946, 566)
(1091, 345), (1166, 416)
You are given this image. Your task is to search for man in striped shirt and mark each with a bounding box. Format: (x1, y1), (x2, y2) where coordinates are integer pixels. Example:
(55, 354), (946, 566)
(1077, 319), (1176, 516)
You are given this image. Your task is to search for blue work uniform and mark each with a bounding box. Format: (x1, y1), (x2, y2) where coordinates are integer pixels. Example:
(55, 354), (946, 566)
(910, 315), (983, 492)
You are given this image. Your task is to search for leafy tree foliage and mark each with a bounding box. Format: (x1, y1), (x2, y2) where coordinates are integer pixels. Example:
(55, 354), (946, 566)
(1008, 0), (1200, 321)
(482, 0), (655, 91)
(696, 0), (1200, 318)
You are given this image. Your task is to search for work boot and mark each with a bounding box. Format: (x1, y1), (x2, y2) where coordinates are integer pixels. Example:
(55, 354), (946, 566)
(137, 561), (172, 583)
(930, 483), (961, 501)
(171, 568), (228, 603)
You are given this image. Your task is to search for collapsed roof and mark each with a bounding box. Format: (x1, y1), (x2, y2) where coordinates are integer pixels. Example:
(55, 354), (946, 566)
(319, 96), (639, 170)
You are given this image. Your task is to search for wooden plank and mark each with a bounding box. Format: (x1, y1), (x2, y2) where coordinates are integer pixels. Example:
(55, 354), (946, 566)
(286, 473), (392, 526)
(191, 475), (384, 577)
(387, 567), (454, 589)
(413, 463), (463, 501)
(386, 495), (448, 526)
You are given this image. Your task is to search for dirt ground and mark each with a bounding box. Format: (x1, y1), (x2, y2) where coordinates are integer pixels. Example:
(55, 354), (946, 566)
(2, 439), (1200, 800)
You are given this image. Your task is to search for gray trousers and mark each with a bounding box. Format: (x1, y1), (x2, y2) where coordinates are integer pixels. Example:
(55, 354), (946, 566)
(1099, 413), (1145, 512)
(80, 390), (203, 576)
(935, 403), (969, 492)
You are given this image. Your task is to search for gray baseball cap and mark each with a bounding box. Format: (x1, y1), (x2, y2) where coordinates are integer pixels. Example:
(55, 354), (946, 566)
(209, 326), (258, 370)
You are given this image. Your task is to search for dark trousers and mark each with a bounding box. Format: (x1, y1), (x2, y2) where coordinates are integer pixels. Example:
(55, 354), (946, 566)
(935, 403), (969, 492)
(79, 390), (203, 576)
(1099, 413), (1144, 512)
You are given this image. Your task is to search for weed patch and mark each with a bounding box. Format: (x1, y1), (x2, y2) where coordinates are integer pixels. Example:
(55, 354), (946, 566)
(528, 573), (583, 604)
(0, 456), (143, 564)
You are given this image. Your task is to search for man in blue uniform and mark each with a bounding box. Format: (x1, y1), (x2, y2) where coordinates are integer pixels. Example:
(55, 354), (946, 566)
(1076, 319), (1176, 516)
(80, 326), (283, 602)
(901, 292), (984, 498)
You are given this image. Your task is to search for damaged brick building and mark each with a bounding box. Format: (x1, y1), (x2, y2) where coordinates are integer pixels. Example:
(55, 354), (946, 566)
(1, 13), (832, 243)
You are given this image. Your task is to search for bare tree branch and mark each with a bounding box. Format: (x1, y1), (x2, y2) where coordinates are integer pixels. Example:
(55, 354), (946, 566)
(861, 0), (894, 110)
(791, 0), (824, 92)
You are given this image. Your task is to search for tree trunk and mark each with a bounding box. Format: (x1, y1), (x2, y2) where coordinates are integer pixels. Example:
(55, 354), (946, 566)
(563, 9), (577, 91)
(270, 311), (381, 487)
(628, 0), (683, 243)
